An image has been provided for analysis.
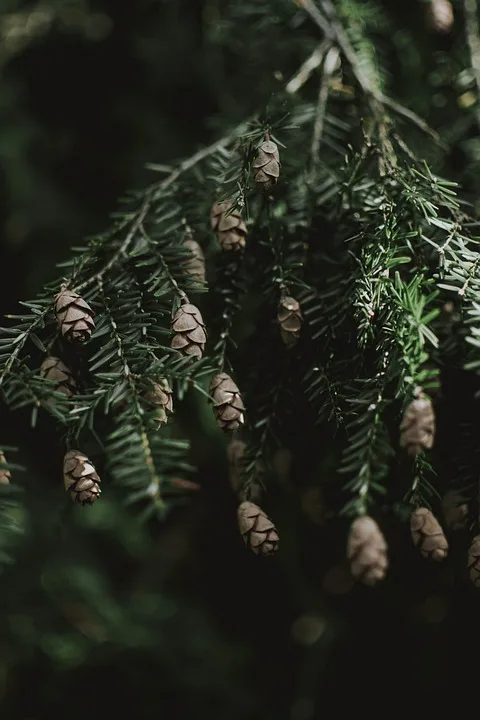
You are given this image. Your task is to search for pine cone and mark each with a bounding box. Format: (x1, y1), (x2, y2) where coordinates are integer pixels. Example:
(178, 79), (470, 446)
(210, 201), (247, 251)
(399, 393), (435, 457)
(347, 516), (388, 586)
(253, 139), (280, 189)
(278, 295), (302, 348)
(184, 235), (206, 284)
(237, 501), (279, 555)
(40, 356), (76, 397)
(63, 450), (101, 505)
(442, 490), (468, 532)
(0, 452), (11, 486)
(145, 378), (173, 429)
(54, 289), (95, 344)
(426, 0), (453, 34)
(410, 507), (448, 561)
(171, 301), (207, 361)
(467, 535), (480, 587)
(210, 372), (245, 432)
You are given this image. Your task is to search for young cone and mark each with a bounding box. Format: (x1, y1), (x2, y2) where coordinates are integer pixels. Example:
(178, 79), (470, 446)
(253, 138), (280, 189)
(410, 507), (448, 561)
(171, 300), (207, 361)
(63, 450), (101, 505)
(347, 516), (388, 586)
(467, 535), (480, 587)
(442, 490), (468, 531)
(237, 501), (279, 555)
(278, 295), (302, 348)
(210, 372), (245, 432)
(54, 289), (95, 344)
(210, 201), (248, 251)
(0, 452), (11, 485)
(184, 235), (206, 284)
(426, 0), (453, 34)
(145, 378), (173, 429)
(40, 356), (76, 397)
(399, 392), (435, 457)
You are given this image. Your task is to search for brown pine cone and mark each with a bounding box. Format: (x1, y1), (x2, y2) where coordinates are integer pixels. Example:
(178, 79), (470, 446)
(442, 490), (468, 532)
(40, 356), (76, 397)
(410, 507), (448, 561)
(210, 372), (245, 432)
(184, 235), (206, 284)
(171, 301), (207, 361)
(278, 295), (302, 348)
(253, 139), (280, 189)
(145, 379), (173, 429)
(347, 516), (388, 586)
(63, 450), (101, 505)
(54, 289), (95, 344)
(237, 501), (279, 555)
(210, 201), (248, 251)
(426, 0), (453, 34)
(399, 393), (435, 457)
(0, 452), (11, 485)
(467, 535), (480, 587)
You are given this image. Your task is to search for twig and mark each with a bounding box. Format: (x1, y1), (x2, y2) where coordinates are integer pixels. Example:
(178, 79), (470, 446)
(285, 40), (331, 94)
(464, 0), (480, 132)
(139, 224), (187, 301)
(311, 46), (340, 165)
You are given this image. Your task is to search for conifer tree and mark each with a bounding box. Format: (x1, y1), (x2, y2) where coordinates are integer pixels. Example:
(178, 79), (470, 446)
(2, 0), (480, 594)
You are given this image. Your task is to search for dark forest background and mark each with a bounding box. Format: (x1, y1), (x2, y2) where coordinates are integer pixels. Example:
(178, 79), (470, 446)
(0, 1), (478, 718)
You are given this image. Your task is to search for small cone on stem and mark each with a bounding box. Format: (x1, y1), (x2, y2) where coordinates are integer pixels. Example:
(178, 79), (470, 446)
(54, 289), (95, 344)
(426, 0), (453, 34)
(0, 452), (11, 485)
(184, 235), (206, 284)
(347, 516), (388, 586)
(467, 535), (480, 587)
(63, 450), (101, 505)
(210, 201), (248, 251)
(400, 392), (435, 457)
(171, 299), (207, 361)
(40, 356), (76, 397)
(237, 501), (279, 555)
(278, 294), (302, 348)
(253, 136), (280, 189)
(442, 490), (468, 531)
(410, 507), (448, 561)
(145, 378), (173, 429)
(210, 372), (245, 432)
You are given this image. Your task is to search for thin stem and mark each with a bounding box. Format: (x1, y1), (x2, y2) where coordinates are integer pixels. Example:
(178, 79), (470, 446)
(311, 45), (340, 167)
(0, 308), (50, 387)
(285, 39), (331, 94)
(140, 224), (187, 301)
(464, 0), (480, 129)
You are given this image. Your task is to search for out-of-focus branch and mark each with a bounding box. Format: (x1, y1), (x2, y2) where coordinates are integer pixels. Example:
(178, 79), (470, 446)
(464, 0), (480, 131)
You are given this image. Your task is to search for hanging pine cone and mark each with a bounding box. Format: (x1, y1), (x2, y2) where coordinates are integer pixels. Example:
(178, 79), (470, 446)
(210, 372), (245, 432)
(210, 201), (248, 251)
(442, 490), (468, 532)
(399, 392), (435, 457)
(410, 507), (448, 561)
(467, 536), (480, 587)
(426, 0), (453, 34)
(54, 289), (95, 344)
(171, 301), (207, 361)
(237, 501), (279, 555)
(253, 138), (280, 189)
(347, 516), (388, 586)
(278, 295), (302, 348)
(184, 235), (206, 284)
(40, 356), (76, 397)
(145, 379), (173, 429)
(0, 452), (11, 485)
(63, 450), (101, 505)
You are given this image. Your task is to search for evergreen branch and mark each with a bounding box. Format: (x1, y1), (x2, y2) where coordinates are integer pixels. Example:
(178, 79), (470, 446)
(311, 46), (340, 167)
(285, 39), (331, 94)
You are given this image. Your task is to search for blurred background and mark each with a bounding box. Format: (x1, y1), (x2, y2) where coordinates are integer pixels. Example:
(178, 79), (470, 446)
(0, 0), (479, 718)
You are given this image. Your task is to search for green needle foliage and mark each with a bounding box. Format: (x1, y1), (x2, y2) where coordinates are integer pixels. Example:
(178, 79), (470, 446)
(1, 0), (480, 582)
